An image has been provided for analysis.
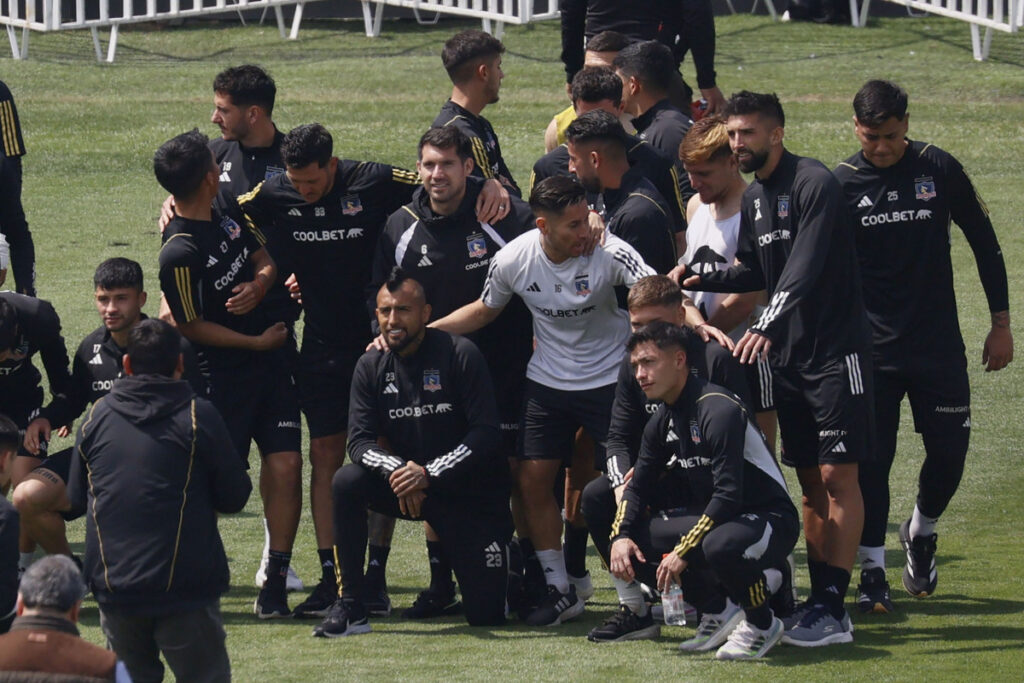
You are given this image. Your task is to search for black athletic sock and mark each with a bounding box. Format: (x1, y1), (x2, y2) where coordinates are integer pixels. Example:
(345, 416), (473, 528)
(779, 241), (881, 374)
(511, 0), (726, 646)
(746, 604), (773, 630)
(520, 538), (545, 592)
(365, 544), (390, 588)
(563, 521), (589, 578)
(821, 565), (852, 618)
(807, 557), (828, 601)
(266, 550), (292, 593)
(318, 548), (337, 587)
(427, 540), (455, 596)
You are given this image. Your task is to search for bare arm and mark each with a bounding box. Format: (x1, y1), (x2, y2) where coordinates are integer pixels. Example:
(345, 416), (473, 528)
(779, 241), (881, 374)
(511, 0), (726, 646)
(179, 319), (286, 352)
(429, 299), (504, 336)
(706, 291), (760, 336)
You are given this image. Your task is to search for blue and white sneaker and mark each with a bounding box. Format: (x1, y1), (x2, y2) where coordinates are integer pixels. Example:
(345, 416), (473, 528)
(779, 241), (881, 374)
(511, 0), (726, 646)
(678, 599), (743, 652)
(781, 602), (853, 647)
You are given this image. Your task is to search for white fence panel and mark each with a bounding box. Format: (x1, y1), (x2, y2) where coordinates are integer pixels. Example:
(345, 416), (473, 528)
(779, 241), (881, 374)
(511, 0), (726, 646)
(359, 0), (559, 39)
(856, 0), (1019, 58)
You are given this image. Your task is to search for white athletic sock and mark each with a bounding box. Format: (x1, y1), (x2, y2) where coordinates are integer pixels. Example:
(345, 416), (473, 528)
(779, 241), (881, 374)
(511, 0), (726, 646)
(18, 552), (34, 571)
(612, 577), (647, 615)
(858, 545), (886, 571)
(909, 506), (938, 538)
(763, 568), (782, 594)
(262, 518), (271, 561)
(535, 549), (570, 593)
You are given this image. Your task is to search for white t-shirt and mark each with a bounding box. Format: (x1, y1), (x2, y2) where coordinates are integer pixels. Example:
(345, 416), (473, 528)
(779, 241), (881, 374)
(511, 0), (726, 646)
(682, 203), (742, 322)
(482, 229), (655, 390)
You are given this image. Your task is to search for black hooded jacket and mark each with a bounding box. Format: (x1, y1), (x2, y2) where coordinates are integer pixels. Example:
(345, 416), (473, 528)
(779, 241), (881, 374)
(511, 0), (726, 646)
(68, 374), (251, 614)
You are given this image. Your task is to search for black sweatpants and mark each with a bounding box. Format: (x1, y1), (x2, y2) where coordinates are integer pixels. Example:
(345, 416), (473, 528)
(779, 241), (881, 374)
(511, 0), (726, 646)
(333, 463), (513, 626)
(0, 155), (35, 296)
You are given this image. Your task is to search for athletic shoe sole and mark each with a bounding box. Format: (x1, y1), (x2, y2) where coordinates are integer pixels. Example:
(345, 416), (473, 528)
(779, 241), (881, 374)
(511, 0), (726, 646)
(588, 624), (661, 643)
(253, 598), (292, 620)
(312, 621), (372, 638)
(781, 630), (853, 647)
(533, 598), (585, 626)
(716, 622), (785, 660)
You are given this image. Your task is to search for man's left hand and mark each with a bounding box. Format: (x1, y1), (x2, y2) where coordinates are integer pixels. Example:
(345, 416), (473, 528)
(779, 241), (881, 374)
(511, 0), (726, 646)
(398, 490), (427, 518)
(225, 279), (265, 315)
(733, 330), (771, 364)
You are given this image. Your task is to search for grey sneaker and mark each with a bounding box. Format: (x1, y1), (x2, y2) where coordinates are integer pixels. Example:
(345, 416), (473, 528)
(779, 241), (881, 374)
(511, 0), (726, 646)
(781, 603), (853, 647)
(678, 599), (743, 652)
(716, 617), (785, 660)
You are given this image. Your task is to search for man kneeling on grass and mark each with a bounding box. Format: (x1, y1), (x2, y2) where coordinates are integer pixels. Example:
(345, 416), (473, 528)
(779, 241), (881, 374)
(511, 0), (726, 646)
(603, 321), (797, 659)
(313, 268), (513, 637)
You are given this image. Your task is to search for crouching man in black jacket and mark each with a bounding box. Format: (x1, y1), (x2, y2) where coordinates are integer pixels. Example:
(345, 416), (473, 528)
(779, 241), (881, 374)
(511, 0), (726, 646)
(68, 318), (252, 683)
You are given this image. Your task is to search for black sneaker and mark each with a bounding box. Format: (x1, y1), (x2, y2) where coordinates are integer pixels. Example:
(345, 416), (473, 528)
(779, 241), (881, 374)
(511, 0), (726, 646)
(587, 605), (660, 642)
(769, 558), (796, 619)
(899, 519), (938, 597)
(856, 567), (896, 614)
(253, 585), (291, 619)
(312, 599), (371, 638)
(402, 589), (461, 619)
(293, 580), (339, 619)
(525, 585), (584, 626)
(515, 577), (549, 621)
(363, 581), (392, 617)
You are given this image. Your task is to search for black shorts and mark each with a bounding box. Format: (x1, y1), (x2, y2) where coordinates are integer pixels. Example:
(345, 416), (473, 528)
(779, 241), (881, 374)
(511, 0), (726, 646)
(874, 352), (970, 441)
(0, 383), (43, 459)
(775, 352), (874, 468)
(494, 371), (525, 459)
(296, 336), (362, 439)
(519, 380), (615, 467)
(208, 353), (301, 465)
(745, 355), (775, 413)
(30, 448), (82, 521)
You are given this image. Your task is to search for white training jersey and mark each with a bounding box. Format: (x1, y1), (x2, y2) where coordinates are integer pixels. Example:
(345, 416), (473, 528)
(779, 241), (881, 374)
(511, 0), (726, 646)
(682, 203), (742, 323)
(482, 229), (655, 391)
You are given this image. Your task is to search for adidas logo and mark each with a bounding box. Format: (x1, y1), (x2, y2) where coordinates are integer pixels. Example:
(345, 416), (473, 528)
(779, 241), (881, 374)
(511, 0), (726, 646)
(666, 429), (679, 443)
(288, 208), (302, 216)
(962, 417), (971, 428)
(383, 382), (398, 395)
(206, 255), (218, 267)
(484, 542), (501, 553)
(857, 195), (873, 208)
(526, 282), (541, 293)
(219, 172), (231, 182)
(831, 442), (847, 453)
(418, 254), (433, 267)
(368, 560), (380, 567)
(88, 353), (103, 365)
(543, 567), (554, 573)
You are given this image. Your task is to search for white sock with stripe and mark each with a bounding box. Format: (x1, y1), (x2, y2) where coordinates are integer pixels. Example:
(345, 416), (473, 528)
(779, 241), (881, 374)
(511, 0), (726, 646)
(535, 549), (570, 593)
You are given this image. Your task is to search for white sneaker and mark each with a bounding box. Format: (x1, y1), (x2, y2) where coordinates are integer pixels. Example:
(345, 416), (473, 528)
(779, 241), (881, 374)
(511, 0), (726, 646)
(569, 572), (595, 602)
(254, 561), (305, 592)
(678, 599), (743, 652)
(716, 617), (785, 660)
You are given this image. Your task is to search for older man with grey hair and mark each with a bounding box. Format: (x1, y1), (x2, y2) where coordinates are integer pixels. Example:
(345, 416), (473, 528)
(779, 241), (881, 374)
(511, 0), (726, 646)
(0, 555), (130, 680)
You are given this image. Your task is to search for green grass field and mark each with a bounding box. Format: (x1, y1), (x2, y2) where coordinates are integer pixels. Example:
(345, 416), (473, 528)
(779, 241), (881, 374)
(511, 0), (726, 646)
(3, 13), (1023, 680)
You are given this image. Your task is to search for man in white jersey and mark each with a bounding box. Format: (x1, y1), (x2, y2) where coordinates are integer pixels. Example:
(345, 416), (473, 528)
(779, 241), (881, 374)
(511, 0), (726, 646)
(432, 175), (655, 626)
(678, 115), (776, 450)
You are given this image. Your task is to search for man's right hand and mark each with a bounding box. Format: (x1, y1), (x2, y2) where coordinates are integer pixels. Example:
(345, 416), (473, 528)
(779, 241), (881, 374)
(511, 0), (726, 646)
(23, 417), (52, 455)
(366, 334), (388, 352)
(254, 322), (288, 351)
(398, 490), (427, 518)
(158, 195), (175, 233)
(608, 537), (646, 582)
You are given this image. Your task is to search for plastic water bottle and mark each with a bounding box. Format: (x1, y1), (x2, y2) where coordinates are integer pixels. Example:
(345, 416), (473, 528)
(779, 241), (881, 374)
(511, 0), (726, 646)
(662, 582), (687, 626)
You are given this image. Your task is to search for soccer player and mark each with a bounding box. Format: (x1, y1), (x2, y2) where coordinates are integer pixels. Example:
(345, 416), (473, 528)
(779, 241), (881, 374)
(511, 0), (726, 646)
(601, 321), (797, 658)
(678, 115), (775, 449)
(435, 30), (520, 201)
(0, 416), (19, 635)
(313, 270), (513, 636)
(834, 80), (1012, 610)
(544, 30), (632, 153)
(0, 79), (36, 297)
(565, 110), (677, 274)
(613, 41), (695, 203)
(431, 175), (656, 626)
(15, 258), (203, 561)
(680, 91), (873, 646)
(238, 122), (422, 618)
(532, 66), (686, 232)
(372, 126), (534, 617)
(0, 292), (72, 570)
(155, 129), (302, 620)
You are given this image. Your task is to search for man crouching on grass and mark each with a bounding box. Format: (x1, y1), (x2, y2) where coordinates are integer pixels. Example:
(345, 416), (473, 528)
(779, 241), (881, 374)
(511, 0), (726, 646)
(313, 268), (513, 637)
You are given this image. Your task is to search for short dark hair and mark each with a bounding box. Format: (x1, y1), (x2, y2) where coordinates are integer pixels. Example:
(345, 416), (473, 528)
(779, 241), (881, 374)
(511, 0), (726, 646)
(127, 319), (181, 377)
(0, 298), (19, 351)
(418, 126), (472, 162)
(571, 67), (623, 107)
(213, 64), (276, 117)
(853, 80), (908, 127)
(722, 90), (785, 128)
(529, 175), (588, 216)
(94, 258), (143, 292)
(281, 123), (332, 169)
(153, 129), (213, 200)
(586, 30), (631, 54)
(383, 266), (426, 303)
(613, 40), (676, 95)
(626, 320), (694, 355)
(442, 29), (505, 85)
(566, 109), (628, 156)
(19, 555), (86, 612)
(0, 414), (20, 453)
(627, 275), (683, 310)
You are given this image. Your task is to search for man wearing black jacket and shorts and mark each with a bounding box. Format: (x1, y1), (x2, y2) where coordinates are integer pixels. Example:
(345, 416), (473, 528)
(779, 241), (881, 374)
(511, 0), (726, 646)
(680, 91), (872, 646)
(314, 270), (513, 637)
